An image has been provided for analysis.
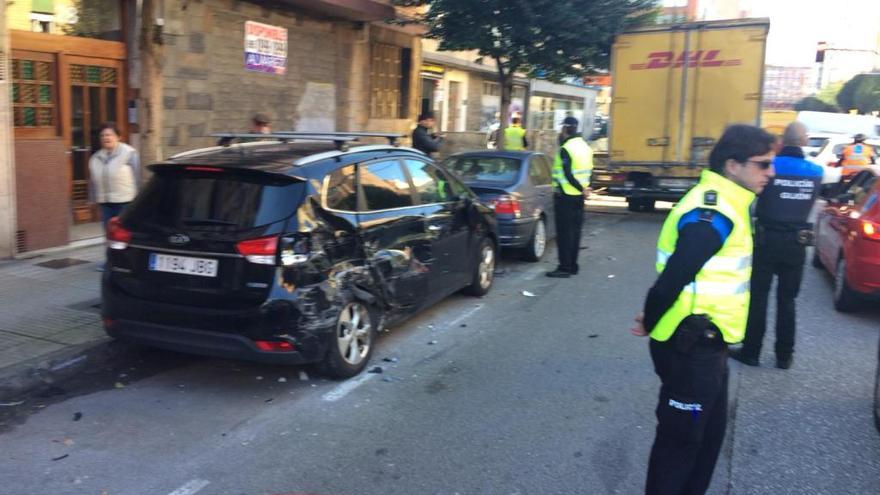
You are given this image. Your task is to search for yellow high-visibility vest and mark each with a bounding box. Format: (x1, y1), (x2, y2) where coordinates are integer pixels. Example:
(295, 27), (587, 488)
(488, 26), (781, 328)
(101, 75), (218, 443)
(552, 137), (593, 196)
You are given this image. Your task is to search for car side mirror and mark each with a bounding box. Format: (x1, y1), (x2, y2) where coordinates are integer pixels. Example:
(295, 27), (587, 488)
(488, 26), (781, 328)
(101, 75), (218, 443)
(809, 151), (819, 157)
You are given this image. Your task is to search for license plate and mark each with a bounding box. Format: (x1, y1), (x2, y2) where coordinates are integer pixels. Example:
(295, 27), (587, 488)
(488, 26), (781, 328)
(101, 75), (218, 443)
(149, 253), (218, 277)
(658, 178), (694, 189)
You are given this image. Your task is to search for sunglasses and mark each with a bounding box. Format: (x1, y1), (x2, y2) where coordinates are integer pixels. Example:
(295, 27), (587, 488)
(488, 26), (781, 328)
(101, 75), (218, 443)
(746, 159), (773, 170)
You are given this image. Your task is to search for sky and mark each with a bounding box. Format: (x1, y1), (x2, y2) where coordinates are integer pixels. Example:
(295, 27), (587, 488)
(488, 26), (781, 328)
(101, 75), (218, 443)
(664, 0), (880, 67)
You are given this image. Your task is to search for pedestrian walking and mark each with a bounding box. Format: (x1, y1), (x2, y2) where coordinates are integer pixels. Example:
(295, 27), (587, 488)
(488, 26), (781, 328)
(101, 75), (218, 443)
(838, 133), (876, 167)
(630, 124), (776, 494)
(89, 122), (140, 232)
(411, 111), (443, 157)
(502, 116), (528, 150)
(546, 116), (593, 278)
(730, 122), (822, 370)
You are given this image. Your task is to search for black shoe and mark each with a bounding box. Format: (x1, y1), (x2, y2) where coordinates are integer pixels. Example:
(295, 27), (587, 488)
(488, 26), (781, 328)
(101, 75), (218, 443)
(546, 269), (571, 278)
(776, 355), (793, 370)
(729, 349), (759, 367)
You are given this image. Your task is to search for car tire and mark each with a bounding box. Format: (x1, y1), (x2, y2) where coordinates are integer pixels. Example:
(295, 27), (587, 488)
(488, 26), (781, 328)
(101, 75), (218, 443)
(321, 300), (377, 379)
(627, 198), (641, 212)
(874, 347), (880, 434)
(833, 255), (860, 312)
(463, 237), (496, 297)
(522, 216), (547, 262)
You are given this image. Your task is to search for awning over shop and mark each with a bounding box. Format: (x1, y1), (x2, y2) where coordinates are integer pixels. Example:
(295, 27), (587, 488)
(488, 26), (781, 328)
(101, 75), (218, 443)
(279, 0), (396, 21)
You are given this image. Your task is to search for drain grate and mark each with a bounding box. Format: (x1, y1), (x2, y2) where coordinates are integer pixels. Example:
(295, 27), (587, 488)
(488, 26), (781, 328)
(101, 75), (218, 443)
(35, 258), (91, 269)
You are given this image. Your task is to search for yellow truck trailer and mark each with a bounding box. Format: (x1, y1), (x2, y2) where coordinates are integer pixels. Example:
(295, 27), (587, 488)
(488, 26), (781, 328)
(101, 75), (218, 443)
(592, 18), (770, 211)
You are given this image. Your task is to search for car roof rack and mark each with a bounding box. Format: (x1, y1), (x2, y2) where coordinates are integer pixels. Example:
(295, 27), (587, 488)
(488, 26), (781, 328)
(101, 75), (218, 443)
(210, 133), (361, 150)
(273, 131), (404, 146)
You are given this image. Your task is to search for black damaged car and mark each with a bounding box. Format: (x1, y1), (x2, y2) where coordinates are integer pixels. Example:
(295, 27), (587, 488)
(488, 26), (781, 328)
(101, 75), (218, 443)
(102, 134), (498, 378)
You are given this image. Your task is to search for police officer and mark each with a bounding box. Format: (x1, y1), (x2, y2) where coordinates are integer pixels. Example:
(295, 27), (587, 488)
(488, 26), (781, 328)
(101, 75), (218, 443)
(547, 116), (593, 278)
(502, 117), (528, 150)
(631, 125), (776, 494)
(730, 122), (822, 370)
(838, 133), (876, 170)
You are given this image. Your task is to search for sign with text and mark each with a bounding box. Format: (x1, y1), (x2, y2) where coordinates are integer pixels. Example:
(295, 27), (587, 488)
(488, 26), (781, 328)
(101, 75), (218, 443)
(244, 21), (287, 75)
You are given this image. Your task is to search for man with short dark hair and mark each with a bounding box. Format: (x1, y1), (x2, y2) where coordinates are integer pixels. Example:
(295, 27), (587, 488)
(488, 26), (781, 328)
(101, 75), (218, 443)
(631, 124), (776, 494)
(412, 112), (443, 156)
(546, 116), (593, 278)
(731, 121), (822, 370)
(252, 113), (272, 134)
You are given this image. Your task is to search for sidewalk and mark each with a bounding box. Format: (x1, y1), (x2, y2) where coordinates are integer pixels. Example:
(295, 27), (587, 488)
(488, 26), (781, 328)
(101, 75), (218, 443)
(0, 241), (113, 400)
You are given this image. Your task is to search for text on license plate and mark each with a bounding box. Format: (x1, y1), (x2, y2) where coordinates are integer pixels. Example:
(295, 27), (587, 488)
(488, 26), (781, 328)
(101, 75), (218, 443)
(149, 253), (218, 277)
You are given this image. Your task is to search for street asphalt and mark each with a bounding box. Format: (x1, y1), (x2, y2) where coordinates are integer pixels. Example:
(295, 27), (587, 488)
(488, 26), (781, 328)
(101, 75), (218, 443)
(0, 198), (878, 495)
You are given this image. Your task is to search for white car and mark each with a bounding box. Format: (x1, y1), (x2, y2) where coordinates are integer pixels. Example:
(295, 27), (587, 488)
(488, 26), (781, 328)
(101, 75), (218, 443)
(806, 135), (880, 184)
(804, 133), (834, 157)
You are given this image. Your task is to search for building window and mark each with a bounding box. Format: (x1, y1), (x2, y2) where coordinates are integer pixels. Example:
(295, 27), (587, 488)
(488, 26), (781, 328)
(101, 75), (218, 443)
(11, 58), (57, 128)
(370, 43), (411, 119)
(483, 82), (500, 96)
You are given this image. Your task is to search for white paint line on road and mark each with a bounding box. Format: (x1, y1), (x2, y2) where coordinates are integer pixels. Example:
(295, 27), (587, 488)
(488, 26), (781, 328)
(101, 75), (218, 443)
(322, 372), (376, 402)
(167, 479), (210, 495)
(445, 304), (484, 328)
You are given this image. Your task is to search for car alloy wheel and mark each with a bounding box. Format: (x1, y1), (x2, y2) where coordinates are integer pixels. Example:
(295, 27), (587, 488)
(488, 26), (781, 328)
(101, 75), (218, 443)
(524, 218), (546, 262)
(336, 302), (372, 366)
(478, 242), (495, 290)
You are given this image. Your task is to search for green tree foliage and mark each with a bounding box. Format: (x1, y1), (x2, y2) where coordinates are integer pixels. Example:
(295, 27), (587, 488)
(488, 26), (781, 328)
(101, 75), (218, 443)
(816, 81), (843, 106)
(836, 74), (880, 114)
(395, 1), (658, 144)
(794, 96), (839, 113)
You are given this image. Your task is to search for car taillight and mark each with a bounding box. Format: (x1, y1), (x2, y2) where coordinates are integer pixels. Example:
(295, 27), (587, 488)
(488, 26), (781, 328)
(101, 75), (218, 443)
(106, 217), (132, 250)
(861, 220), (880, 241)
(254, 340), (295, 352)
(236, 235), (278, 265)
(492, 195), (521, 216)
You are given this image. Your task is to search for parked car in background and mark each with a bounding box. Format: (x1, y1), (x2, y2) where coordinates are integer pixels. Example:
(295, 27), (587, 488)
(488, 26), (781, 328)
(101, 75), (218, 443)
(102, 135), (498, 378)
(443, 151), (555, 261)
(812, 167), (880, 311)
(804, 132), (834, 158)
(808, 135), (880, 185)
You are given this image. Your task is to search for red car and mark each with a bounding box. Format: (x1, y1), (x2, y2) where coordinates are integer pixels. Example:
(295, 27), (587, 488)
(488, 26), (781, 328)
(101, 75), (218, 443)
(813, 167), (880, 311)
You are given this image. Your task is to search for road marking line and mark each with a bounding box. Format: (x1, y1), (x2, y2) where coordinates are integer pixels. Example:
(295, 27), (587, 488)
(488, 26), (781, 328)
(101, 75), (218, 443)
(168, 479), (210, 495)
(322, 372), (376, 402)
(446, 304), (484, 327)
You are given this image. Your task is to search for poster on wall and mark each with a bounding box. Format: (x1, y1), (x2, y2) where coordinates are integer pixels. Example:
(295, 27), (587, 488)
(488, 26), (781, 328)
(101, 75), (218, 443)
(244, 21), (288, 75)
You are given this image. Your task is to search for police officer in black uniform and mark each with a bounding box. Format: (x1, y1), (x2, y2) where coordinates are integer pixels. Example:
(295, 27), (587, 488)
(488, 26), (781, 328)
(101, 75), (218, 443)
(730, 121), (823, 369)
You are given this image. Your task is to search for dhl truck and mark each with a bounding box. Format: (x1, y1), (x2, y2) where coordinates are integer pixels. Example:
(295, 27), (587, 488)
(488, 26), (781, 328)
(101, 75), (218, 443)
(592, 18), (770, 211)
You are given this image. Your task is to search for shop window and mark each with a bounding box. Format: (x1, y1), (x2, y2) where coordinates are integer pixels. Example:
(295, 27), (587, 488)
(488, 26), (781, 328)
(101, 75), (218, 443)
(370, 44), (412, 119)
(11, 58), (57, 129)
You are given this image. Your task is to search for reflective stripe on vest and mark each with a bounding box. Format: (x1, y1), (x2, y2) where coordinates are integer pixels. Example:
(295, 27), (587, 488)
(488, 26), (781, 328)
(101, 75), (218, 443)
(656, 249), (752, 272)
(504, 125), (526, 150)
(651, 169), (755, 344)
(552, 137), (593, 195)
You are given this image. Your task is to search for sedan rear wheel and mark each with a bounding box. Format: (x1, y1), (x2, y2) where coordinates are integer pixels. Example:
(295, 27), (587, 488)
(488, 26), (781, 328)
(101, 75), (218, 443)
(464, 238), (495, 297)
(833, 256), (860, 312)
(322, 301), (375, 379)
(522, 217), (547, 262)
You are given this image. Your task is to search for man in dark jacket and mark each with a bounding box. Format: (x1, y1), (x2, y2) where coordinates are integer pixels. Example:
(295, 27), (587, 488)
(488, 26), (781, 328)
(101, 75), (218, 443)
(730, 121), (823, 370)
(412, 112), (443, 156)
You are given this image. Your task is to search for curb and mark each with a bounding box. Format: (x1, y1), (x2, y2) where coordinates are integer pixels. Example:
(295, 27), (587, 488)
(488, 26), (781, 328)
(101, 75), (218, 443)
(0, 337), (116, 401)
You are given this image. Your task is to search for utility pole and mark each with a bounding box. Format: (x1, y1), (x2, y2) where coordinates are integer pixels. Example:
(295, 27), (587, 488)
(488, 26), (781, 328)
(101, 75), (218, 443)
(140, 0), (164, 165)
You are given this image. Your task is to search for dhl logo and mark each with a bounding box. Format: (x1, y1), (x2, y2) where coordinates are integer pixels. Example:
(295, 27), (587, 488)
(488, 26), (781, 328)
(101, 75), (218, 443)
(630, 50), (742, 70)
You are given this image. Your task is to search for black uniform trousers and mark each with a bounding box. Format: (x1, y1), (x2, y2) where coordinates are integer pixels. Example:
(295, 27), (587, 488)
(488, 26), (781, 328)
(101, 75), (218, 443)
(553, 192), (585, 273)
(741, 230), (806, 360)
(646, 318), (729, 495)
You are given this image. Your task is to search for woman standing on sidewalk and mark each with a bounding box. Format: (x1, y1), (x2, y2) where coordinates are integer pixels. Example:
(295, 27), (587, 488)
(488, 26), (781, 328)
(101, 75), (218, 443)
(89, 122), (140, 232)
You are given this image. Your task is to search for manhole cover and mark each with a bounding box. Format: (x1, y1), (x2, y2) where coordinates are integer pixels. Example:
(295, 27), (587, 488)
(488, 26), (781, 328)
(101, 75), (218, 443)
(35, 258), (90, 269)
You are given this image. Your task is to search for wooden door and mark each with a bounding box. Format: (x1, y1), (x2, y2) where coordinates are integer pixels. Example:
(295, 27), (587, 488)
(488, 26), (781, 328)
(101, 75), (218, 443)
(65, 57), (126, 223)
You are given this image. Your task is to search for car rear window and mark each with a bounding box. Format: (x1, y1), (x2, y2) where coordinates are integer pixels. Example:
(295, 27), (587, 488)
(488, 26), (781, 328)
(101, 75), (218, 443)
(807, 137), (829, 148)
(443, 157), (522, 186)
(124, 169), (304, 230)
